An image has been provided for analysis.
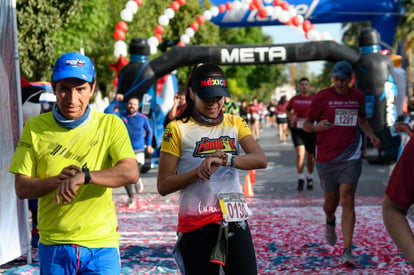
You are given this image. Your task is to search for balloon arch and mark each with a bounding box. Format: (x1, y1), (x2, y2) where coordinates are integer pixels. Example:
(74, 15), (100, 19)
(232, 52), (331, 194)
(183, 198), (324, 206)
(110, 0), (403, 164)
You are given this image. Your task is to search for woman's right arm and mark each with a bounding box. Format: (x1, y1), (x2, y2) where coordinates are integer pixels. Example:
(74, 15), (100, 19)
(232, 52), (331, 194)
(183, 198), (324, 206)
(157, 152), (225, 196)
(157, 152), (199, 196)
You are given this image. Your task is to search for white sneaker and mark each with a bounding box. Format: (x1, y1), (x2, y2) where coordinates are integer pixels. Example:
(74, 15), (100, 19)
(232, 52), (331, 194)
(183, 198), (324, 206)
(135, 180), (144, 194)
(341, 248), (356, 266)
(127, 198), (136, 208)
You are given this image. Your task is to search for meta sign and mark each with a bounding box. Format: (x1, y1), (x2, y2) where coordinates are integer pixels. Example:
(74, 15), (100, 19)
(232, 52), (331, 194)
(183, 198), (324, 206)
(208, 0), (403, 46)
(220, 46), (286, 64)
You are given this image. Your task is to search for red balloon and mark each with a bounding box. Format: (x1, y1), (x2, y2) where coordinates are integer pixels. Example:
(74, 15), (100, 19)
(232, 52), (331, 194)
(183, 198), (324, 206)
(226, 2), (233, 10)
(273, 0), (283, 6)
(154, 33), (162, 42)
(177, 41), (186, 46)
(291, 16), (300, 27)
(280, 2), (289, 10)
(253, 0), (264, 9)
(218, 4), (226, 13)
(113, 29), (126, 40)
(196, 15), (205, 25)
(134, 0), (143, 6)
(170, 1), (180, 11)
(177, 0), (186, 5)
(258, 8), (267, 18)
(190, 22), (199, 31)
(302, 20), (312, 32)
(154, 25), (164, 35)
(115, 21), (128, 32)
(249, 2), (256, 10)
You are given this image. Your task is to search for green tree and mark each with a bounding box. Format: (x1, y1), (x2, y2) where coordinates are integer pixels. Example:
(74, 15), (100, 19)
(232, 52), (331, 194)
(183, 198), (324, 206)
(17, 0), (82, 80)
(16, 0), (285, 100)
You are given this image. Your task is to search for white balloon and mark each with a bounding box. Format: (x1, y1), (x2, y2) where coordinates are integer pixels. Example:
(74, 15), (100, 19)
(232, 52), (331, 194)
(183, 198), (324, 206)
(265, 6), (274, 16)
(120, 9), (133, 22)
(210, 6), (219, 17)
(232, 1), (241, 10)
(296, 14), (304, 24)
(150, 46), (158, 55)
(114, 41), (128, 57)
(321, 31), (333, 40)
(203, 10), (212, 21)
(125, 1), (138, 14)
(164, 8), (175, 19)
(241, 0), (251, 4)
(288, 6), (297, 18)
(114, 40), (127, 50)
(185, 27), (195, 38)
(180, 34), (190, 44)
(272, 6), (282, 19)
(148, 36), (159, 47)
(158, 15), (169, 26)
(279, 11), (290, 23)
(307, 29), (320, 41)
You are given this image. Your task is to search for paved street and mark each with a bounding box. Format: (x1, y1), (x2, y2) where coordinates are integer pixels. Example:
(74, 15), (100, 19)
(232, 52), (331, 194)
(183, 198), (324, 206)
(3, 125), (407, 274)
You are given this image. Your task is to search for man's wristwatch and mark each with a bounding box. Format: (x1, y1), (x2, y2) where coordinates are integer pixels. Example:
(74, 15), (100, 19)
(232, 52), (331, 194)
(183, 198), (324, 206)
(82, 167), (91, 185)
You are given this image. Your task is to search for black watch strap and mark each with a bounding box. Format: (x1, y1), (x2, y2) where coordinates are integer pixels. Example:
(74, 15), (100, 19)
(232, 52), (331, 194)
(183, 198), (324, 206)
(82, 167), (91, 185)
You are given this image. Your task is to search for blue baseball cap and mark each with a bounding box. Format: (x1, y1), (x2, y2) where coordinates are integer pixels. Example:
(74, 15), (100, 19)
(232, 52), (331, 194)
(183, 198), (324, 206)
(52, 52), (95, 82)
(191, 76), (230, 99)
(332, 61), (353, 80)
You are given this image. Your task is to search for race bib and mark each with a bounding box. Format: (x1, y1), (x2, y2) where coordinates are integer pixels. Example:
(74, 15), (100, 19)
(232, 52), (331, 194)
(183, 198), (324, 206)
(334, 109), (358, 126)
(296, 118), (305, 129)
(218, 192), (252, 222)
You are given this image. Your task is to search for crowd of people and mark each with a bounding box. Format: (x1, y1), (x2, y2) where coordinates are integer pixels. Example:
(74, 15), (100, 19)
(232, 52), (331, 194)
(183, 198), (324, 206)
(10, 51), (414, 274)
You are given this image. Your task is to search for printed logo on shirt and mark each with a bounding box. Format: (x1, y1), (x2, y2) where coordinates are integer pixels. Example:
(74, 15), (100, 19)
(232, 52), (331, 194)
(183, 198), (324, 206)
(163, 128), (173, 142)
(194, 136), (237, 157)
(241, 119), (249, 129)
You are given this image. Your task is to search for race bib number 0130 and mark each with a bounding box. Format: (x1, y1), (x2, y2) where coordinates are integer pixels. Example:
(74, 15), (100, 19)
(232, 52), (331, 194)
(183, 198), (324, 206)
(334, 109), (358, 126)
(218, 192), (252, 222)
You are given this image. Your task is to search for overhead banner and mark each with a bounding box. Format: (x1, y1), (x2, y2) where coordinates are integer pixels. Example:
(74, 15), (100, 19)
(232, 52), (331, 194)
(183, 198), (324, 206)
(208, 0), (402, 46)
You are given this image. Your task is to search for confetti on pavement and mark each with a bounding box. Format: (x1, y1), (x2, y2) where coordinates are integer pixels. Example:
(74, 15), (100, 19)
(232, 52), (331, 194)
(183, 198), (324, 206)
(3, 193), (414, 275)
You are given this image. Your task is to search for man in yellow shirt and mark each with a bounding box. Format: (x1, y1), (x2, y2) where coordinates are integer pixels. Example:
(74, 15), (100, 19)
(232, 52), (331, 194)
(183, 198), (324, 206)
(9, 52), (138, 274)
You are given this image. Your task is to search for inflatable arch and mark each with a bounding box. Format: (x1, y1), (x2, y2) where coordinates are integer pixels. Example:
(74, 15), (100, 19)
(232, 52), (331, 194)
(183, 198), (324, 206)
(117, 27), (399, 163)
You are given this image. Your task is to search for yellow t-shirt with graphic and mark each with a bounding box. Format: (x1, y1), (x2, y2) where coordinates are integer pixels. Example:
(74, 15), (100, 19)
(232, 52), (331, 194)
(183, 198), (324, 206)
(161, 114), (251, 232)
(9, 110), (135, 248)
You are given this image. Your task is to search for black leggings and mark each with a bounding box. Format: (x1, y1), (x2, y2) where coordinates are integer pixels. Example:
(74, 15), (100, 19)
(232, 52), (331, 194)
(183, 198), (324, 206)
(179, 222), (257, 275)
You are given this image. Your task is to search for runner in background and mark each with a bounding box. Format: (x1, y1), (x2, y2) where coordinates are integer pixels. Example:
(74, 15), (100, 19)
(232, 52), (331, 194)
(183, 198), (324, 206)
(223, 96), (240, 116)
(248, 98), (261, 142)
(105, 94), (153, 207)
(276, 95), (289, 144)
(303, 61), (380, 266)
(287, 77), (316, 191)
(267, 99), (277, 128)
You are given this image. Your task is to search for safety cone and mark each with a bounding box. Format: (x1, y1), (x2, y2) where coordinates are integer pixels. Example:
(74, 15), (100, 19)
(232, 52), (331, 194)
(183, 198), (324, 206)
(244, 174), (254, 197)
(249, 169), (256, 184)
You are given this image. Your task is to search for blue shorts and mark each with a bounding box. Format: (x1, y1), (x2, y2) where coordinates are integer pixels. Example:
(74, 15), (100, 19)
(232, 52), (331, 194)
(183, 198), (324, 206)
(39, 244), (120, 275)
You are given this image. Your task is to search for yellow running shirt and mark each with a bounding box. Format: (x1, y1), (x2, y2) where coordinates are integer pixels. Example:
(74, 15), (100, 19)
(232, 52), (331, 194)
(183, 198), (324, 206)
(9, 110), (135, 248)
